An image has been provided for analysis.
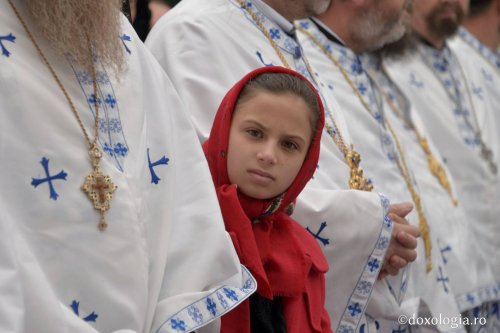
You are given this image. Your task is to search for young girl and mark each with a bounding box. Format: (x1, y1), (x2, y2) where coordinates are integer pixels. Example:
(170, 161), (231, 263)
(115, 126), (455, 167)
(203, 66), (332, 333)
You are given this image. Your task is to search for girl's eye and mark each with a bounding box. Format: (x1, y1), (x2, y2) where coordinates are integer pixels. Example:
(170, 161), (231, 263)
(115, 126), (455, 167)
(246, 129), (263, 138)
(282, 140), (299, 151)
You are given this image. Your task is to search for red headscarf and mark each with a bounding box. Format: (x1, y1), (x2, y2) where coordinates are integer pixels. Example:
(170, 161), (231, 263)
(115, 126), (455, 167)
(203, 66), (331, 332)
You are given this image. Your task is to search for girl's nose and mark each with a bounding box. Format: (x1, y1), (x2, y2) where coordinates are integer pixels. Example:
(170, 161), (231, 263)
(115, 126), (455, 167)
(257, 142), (277, 166)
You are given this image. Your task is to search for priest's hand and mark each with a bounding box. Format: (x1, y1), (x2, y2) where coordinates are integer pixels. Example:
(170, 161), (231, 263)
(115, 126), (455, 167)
(378, 202), (420, 280)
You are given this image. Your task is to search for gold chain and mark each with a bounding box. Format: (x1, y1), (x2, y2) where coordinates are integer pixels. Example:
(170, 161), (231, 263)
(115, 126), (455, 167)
(375, 64), (458, 206)
(237, 0), (373, 191)
(298, 26), (433, 272)
(9, 0), (117, 231)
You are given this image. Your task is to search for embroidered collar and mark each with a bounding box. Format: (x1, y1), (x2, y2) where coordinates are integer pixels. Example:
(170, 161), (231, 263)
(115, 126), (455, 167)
(252, 0), (294, 35)
(309, 17), (347, 46)
(458, 27), (500, 70)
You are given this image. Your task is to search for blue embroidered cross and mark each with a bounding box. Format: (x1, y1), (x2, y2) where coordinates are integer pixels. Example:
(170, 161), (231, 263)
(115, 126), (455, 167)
(0, 33), (16, 57)
(88, 94), (102, 106)
(437, 266), (449, 293)
(306, 221), (330, 246)
(433, 60), (447, 72)
(147, 148), (169, 185)
(114, 143), (128, 156)
(472, 85), (484, 100)
(347, 302), (362, 317)
(31, 157), (68, 200)
(440, 245), (452, 264)
(217, 292), (230, 309)
(223, 287), (238, 301)
(358, 83), (368, 95)
(269, 28), (281, 40)
(256, 51), (273, 66)
(351, 60), (362, 75)
(104, 94), (117, 108)
(206, 297), (217, 317)
(466, 293), (475, 305)
(70, 300), (98, 322)
(170, 318), (186, 331)
(119, 34), (132, 54)
(188, 306), (203, 324)
(368, 258), (380, 272)
(409, 73), (424, 88)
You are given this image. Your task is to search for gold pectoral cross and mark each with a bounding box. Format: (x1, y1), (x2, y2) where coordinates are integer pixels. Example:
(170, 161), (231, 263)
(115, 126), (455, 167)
(82, 146), (117, 231)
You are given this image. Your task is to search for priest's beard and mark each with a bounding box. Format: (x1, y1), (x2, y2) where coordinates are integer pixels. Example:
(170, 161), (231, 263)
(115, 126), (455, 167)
(304, 0), (331, 17)
(373, 29), (418, 60)
(25, 0), (125, 76)
(425, 1), (465, 38)
(272, 0), (331, 20)
(351, 1), (408, 52)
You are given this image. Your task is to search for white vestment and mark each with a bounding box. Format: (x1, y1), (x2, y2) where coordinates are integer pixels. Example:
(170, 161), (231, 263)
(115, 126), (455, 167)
(146, 0), (396, 332)
(387, 40), (500, 331)
(0, 1), (256, 332)
(449, 28), (500, 332)
(296, 19), (491, 332)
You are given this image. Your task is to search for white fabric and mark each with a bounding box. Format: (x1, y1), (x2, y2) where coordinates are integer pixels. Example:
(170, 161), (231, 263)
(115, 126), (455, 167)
(0, 1), (256, 332)
(387, 41), (500, 316)
(449, 31), (500, 332)
(146, 0), (395, 331)
(297, 19), (480, 332)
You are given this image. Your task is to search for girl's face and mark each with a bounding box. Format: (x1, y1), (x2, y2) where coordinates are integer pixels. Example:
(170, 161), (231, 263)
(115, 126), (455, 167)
(227, 91), (314, 199)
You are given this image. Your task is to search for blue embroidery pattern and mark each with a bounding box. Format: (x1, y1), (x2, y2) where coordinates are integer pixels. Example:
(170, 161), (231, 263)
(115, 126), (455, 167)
(187, 306), (203, 324)
(436, 266), (449, 293)
(70, 300), (98, 322)
(457, 282), (500, 312)
(70, 59), (129, 171)
(155, 266), (256, 333)
(334, 193), (393, 333)
(256, 50), (273, 66)
(439, 245), (452, 264)
(120, 34), (132, 54)
(206, 297), (217, 317)
(223, 287), (239, 302)
(419, 44), (481, 150)
(216, 291), (229, 310)
(31, 157), (68, 200)
(337, 325), (355, 333)
(232, 0), (314, 81)
(147, 148), (170, 185)
(409, 73), (424, 88)
(298, 20), (400, 165)
(0, 33), (16, 57)
(348, 302), (362, 317)
(355, 281), (373, 296)
(170, 318), (186, 332)
(306, 221), (330, 246)
(459, 27), (500, 70)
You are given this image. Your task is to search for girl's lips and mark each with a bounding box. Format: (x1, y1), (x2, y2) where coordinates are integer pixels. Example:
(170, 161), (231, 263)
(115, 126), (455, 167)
(248, 169), (275, 182)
